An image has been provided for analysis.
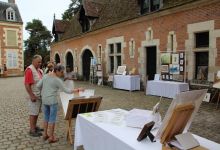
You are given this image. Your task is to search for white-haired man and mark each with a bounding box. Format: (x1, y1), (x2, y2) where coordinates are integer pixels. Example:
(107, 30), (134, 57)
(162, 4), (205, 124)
(24, 55), (43, 137)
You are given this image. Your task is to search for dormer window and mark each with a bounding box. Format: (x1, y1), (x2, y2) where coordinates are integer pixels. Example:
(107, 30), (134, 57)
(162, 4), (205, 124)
(6, 7), (15, 21)
(141, 0), (162, 14)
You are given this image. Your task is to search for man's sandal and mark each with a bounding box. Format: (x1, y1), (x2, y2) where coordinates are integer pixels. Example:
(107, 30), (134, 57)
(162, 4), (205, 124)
(48, 137), (59, 143)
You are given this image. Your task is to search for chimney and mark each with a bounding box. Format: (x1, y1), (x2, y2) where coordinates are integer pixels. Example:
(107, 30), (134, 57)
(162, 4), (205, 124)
(8, 0), (15, 4)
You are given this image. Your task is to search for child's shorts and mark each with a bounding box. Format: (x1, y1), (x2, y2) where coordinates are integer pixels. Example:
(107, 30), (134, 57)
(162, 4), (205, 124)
(43, 103), (58, 123)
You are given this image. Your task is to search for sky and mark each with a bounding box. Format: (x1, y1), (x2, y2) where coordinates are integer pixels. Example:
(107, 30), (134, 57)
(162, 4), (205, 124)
(2, 0), (71, 40)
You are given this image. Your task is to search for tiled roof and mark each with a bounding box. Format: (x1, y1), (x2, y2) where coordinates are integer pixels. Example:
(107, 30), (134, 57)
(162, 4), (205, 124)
(60, 14), (82, 40)
(83, 0), (104, 17)
(56, 0), (203, 42)
(53, 19), (70, 33)
(0, 1), (22, 23)
(91, 0), (140, 31)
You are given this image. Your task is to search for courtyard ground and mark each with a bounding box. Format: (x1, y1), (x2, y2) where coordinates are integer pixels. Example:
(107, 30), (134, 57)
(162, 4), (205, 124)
(0, 77), (219, 150)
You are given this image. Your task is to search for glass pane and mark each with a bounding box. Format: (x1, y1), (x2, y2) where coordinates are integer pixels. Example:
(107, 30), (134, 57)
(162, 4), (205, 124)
(142, 0), (150, 13)
(109, 56), (114, 73)
(151, 0), (160, 11)
(195, 32), (209, 48)
(195, 52), (209, 80)
(117, 56), (121, 67)
(109, 44), (114, 54)
(116, 43), (121, 53)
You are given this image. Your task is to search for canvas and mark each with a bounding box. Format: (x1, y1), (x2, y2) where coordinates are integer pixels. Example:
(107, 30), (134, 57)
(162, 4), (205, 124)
(161, 53), (171, 64)
(117, 66), (126, 75)
(169, 64), (180, 75)
(161, 65), (169, 73)
(172, 54), (179, 65)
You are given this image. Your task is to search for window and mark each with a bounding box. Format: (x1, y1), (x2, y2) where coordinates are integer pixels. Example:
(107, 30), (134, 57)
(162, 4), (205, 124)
(6, 30), (17, 46)
(108, 43), (122, 73)
(6, 7), (15, 21)
(170, 34), (174, 51)
(109, 44), (114, 54)
(7, 51), (17, 68)
(195, 52), (208, 80)
(116, 43), (121, 53)
(141, 0), (161, 14)
(195, 32), (209, 48)
(129, 39), (135, 58)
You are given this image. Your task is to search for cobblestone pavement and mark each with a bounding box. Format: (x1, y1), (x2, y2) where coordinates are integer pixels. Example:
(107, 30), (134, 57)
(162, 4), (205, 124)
(0, 77), (219, 150)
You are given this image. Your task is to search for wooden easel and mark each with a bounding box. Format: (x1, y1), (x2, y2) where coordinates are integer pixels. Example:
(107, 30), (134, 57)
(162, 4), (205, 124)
(64, 96), (102, 144)
(161, 103), (208, 150)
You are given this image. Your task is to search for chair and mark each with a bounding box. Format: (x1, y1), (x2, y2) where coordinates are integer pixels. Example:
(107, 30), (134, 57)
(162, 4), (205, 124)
(64, 96), (102, 144)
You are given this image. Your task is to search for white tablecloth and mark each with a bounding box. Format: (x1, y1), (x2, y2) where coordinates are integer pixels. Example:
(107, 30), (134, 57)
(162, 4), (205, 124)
(74, 109), (220, 150)
(113, 75), (140, 91)
(146, 80), (189, 98)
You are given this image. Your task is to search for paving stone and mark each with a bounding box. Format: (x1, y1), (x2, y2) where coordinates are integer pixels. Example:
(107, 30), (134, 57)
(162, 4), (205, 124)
(0, 77), (219, 150)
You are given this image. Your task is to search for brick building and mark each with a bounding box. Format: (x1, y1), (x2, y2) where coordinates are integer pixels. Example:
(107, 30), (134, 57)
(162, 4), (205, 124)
(51, 0), (220, 85)
(0, 0), (23, 76)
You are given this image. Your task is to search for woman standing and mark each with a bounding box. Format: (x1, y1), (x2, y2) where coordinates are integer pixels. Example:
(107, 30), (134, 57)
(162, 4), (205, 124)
(37, 65), (80, 143)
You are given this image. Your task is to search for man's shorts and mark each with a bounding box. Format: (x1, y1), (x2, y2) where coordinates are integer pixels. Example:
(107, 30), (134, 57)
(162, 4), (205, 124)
(28, 99), (42, 116)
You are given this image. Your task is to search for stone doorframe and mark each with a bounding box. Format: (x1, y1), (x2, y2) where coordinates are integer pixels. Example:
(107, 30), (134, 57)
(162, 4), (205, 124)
(138, 27), (160, 82)
(79, 45), (96, 76)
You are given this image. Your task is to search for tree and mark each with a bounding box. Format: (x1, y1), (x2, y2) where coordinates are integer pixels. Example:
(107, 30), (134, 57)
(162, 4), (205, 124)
(24, 19), (52, 68)
(62, 0), (82, 21)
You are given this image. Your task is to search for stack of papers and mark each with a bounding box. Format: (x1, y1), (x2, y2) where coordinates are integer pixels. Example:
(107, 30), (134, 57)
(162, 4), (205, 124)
(125, 109), (154, 128)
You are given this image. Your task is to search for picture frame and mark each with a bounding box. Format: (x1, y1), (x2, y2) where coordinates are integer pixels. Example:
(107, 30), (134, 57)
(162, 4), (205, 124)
(161, 53), (171, 65)
(161, 65), (169, 73)
(169, 64), (180, 75)
(97, 64), (102, 71)
(137, 121), (155, 142)
(162, 74), (165, 80)
(172, 54), (179, 65)
(166, 74), (169, 80)
(196, 66), (208, 80)
(180, 66), (184, 72)
(169, 74), (173, 80)
(180, 52), (184, 59)
(180, 59), (184, 65)
(116, 66), (126, 75)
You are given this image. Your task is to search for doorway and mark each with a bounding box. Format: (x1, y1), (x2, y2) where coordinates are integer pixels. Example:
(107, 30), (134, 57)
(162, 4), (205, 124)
(82, 49), (93, 81)
(55, 53), (60, 64)
(146, 46), (157, 80)
(66, 52), (74, 71)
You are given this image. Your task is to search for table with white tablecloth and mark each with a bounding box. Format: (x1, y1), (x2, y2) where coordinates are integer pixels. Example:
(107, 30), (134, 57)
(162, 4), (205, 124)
(113, 75), (140, 91)
(146, 80), (189, 98)
(74, 109), (220, 150)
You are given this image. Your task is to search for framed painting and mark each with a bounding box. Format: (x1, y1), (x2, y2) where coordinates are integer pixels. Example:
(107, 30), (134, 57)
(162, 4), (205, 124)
(161, 65), (169, 73)
(172, 54), (179, 65)
(180, 52), (184, 59)
(169, 64), (180, 75)
(180, 59), (184, 65)
(117, 66), (126, 75)
(161, 53), (171, 65)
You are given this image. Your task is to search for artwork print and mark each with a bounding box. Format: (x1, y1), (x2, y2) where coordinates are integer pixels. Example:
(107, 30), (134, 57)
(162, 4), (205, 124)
(117, 66), (126, 75)
(169, 64), (180, 75)
(161, 65), (169, 73)
(196, 66), (208, 80)
(180, 59), (184, 65)
(180, 52), (184, 59)
(161, 53), (171, 64)
(172, 54), (179, 65)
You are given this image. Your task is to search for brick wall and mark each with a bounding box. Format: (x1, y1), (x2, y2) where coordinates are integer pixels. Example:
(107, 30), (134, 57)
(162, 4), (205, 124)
(51, 1), (220, 81)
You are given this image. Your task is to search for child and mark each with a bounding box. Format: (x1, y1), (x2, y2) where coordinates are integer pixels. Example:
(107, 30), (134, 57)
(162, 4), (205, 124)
(37, 65), (80, 143)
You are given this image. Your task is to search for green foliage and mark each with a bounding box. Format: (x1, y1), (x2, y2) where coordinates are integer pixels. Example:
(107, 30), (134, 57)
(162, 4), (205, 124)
(24, 19), (52, 68)
(62, 0), (82, 21)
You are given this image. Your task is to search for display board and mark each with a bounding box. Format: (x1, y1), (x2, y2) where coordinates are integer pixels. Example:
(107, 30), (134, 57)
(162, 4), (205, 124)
(160, 52), (185, 82)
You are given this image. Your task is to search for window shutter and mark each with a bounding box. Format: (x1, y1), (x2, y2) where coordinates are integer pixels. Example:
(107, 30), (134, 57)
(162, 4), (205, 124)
(7, 30), (17, 46)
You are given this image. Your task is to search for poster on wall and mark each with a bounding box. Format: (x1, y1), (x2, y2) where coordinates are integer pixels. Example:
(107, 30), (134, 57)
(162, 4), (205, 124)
(172, 54), (179, 64)
(169, 64), (180, 75)
(161, 53), (171, 64)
